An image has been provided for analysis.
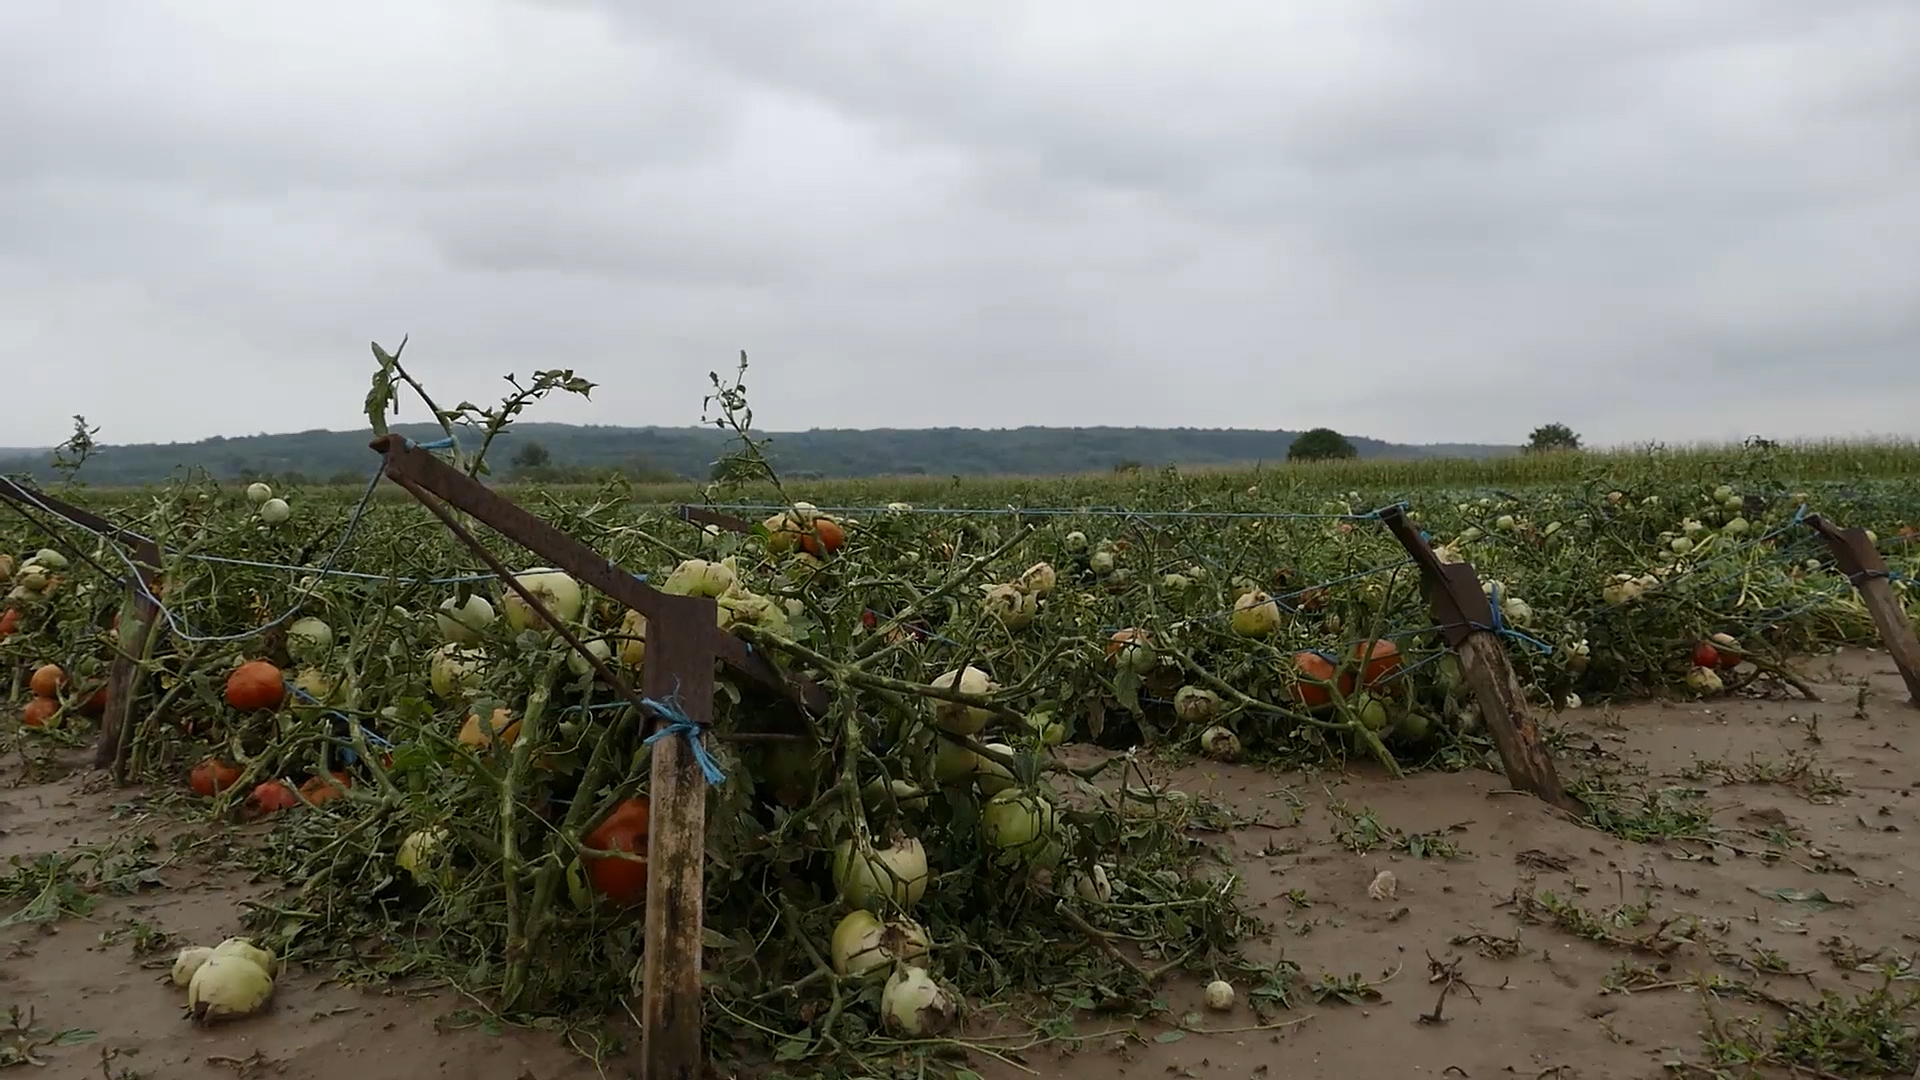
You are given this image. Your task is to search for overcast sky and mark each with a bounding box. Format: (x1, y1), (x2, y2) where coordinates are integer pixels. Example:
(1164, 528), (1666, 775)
(4, 1), (1916, 450)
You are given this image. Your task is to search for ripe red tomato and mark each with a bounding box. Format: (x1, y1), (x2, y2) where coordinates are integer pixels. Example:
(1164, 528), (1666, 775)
(299, 771), (353, 806)
(1289, 651), (1337, 709)
(190, 758), (244, 797)
(583, 798), (652, 906)
(1691, 641), (1721, 669)
(1339, 640), (1403, 695)
(21, 697), (57, 727)
(244, 780), (299, 817)
(225, 660), (287, 712)
(799, 518), (846, 557)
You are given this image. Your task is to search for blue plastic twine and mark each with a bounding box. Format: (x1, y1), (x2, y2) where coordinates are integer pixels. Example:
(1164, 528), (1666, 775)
(641, 694), (727, 785)
(1482, 582), (1556, 655)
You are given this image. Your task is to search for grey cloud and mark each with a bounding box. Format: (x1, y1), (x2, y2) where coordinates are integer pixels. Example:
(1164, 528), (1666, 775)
(0, 0), (1915, 449)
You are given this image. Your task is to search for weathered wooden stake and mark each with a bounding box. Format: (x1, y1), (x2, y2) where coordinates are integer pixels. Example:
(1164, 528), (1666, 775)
(103, 538), (162, 778)
(638, 594), (717, 1080)
(1806, 514), (1920, 706)
(372, 441), (827, 1080)
(1378, 506), (1583, 815)
(0, 478), (160, 779)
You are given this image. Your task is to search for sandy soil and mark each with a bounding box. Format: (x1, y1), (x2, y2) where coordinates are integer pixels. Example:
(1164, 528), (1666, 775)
(5, 647), (1918, 1079)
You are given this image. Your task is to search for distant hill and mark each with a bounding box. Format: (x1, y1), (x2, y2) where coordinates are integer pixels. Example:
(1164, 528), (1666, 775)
(0, 424), (1513, 486)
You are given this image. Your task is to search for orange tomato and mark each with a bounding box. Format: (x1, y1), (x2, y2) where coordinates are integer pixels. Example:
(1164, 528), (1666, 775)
(190, 758), (244, 797)
(583, 798), (651, 905)
(458, 707), (521, 751)
(1288, 651), (1337, 709)
(21, 697), (57, 727)
(799, 517), (846, 557)
(244, 780), (300, 817)
(1340, 640), (1403, 695)
(299, 771), (352, 806)
(225, 660), (286, 712)
(29, 664), (64, 698)
(0, 608), (19, 639)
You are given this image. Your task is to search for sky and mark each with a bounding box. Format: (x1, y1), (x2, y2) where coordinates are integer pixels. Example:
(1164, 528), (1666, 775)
(3, 1), (1917, 450)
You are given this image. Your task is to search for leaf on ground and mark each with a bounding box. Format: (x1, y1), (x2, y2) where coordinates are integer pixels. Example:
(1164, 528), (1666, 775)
(1748, 886), (1851, 910)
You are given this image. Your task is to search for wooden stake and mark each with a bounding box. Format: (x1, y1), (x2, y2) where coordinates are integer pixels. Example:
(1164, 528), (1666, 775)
(639, 593), (717, 1080)
(0, 479), (162, 780)
(1377, 507), (1583, 815)
(365, 438), (831, 1079)
(101, 539), (161, 777)
(1451, 631), (1581, 814)
(1807, 515), (1920, 706)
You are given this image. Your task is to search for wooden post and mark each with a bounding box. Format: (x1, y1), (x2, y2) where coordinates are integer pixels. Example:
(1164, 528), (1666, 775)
(0, 477), (161, 778)
(638, 594), (717, 1080)
(1377, 506), (1583, 815)
(370, 441), (828, 1080)
(102, 538), (162, 777)
(1806, 514), (1920, 706)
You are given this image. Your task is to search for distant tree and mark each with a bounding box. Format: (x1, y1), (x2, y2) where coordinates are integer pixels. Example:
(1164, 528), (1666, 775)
(1288, 428), (1358, 462)
(1525, 423), (1582, 453)
(511, 441), (552, 472)
(1113, 459), (1142, 474)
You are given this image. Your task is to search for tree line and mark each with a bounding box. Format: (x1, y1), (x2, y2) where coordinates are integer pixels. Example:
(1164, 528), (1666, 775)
(0, 422), (1520, 486)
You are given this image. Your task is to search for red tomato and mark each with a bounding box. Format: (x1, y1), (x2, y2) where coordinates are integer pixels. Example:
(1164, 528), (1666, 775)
(1289, 651), (1337, 709)
(583, 798), (652, 906)
(21, 697), (57, 727)
(244, 780), (299, 817)
(799, 517), (846, 557)
(225, 660), (287, 712)
(1339, 640), (1403, 695)
(190, 758), (244, 797)
(1691, 641), (1721, 669)
(299, 771), (353, 806)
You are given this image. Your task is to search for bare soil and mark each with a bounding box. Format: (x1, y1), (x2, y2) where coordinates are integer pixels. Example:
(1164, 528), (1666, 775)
(6, 648), (1918, 1079)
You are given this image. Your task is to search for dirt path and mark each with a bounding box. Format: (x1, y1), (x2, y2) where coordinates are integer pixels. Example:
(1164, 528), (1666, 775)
(5, 648), (1918, 1079)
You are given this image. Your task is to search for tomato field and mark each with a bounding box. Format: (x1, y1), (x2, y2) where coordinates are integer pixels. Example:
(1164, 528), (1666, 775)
(2, 365), (1918, 1078)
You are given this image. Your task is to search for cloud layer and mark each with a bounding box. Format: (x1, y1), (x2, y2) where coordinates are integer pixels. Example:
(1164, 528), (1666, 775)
(5, 0), (1916, 449)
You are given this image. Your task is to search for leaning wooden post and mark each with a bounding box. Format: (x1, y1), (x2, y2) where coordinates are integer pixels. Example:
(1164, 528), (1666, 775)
(0, 477), (162, 778)
(1805, 514), (1920, 706)
(1377, 506), (1583, 815)
(370, 440), (825, 1080)
(103, 537), (162, 778)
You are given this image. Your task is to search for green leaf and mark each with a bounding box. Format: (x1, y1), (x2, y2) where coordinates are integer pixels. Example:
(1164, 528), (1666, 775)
(1155, 1030), (1187, 1044)
(48, 1028), (97, 1047)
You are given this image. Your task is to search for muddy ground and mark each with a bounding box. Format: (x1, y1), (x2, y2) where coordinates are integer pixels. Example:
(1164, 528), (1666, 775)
(5, 648), (1918, 1079)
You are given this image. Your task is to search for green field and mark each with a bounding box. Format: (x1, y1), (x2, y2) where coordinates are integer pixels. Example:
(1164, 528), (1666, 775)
(606, 436), (1920, 506)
